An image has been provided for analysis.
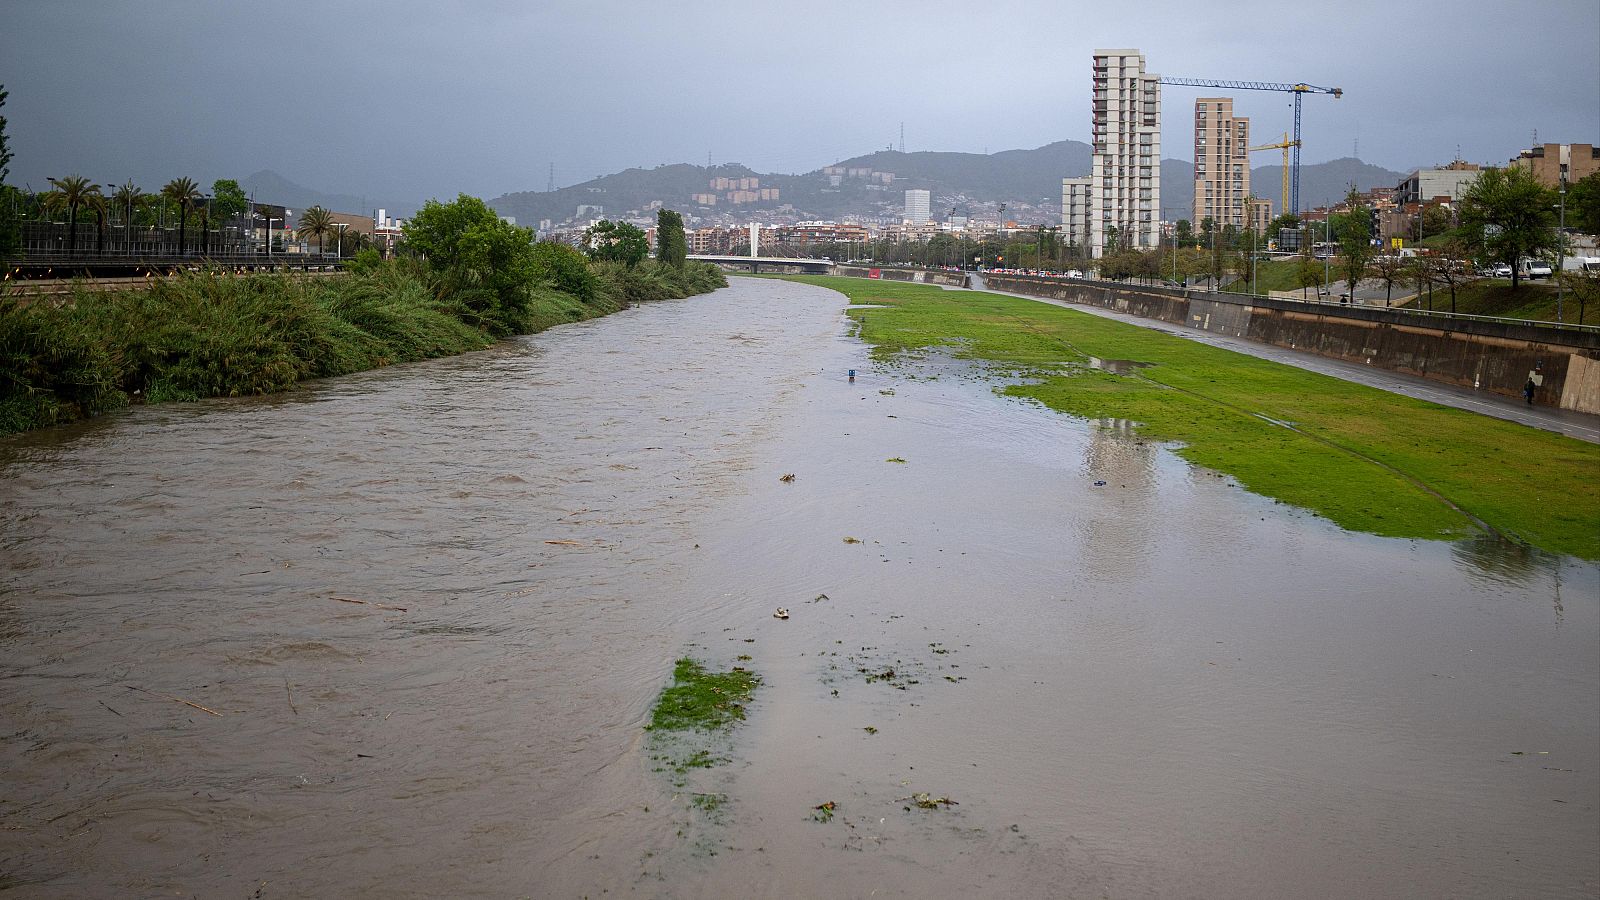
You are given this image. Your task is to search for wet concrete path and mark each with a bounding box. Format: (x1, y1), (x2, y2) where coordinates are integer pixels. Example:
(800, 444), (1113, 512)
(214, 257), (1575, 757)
(962, 276), (1600, 444)
(1, 277), (1595, 898)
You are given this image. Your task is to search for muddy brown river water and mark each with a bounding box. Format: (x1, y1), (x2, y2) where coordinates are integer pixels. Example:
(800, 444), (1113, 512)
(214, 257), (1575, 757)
(2, 277), (1596, 898)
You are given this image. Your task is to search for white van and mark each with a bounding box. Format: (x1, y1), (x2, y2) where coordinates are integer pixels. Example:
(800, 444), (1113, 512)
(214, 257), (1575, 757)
(1518, 257), (1553, 279)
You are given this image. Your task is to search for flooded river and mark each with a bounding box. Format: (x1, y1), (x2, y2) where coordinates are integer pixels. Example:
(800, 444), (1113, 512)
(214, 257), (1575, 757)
(2, 277), (1596, 898)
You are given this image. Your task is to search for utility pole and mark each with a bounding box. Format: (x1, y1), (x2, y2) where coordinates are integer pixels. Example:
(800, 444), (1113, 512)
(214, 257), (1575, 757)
(1557, 169), (1567, 323)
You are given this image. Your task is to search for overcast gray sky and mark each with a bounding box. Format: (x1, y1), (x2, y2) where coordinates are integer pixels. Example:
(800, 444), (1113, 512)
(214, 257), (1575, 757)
(3, 0), (1596, 205)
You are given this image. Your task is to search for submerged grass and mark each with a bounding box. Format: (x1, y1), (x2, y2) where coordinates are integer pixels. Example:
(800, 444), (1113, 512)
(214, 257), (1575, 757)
(0, 259), (726, 435)
(647, 657), (761, 732)
(784, 275), (1600, 559)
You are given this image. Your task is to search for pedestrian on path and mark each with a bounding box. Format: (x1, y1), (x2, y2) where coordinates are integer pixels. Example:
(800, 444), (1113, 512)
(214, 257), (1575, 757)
(1524, 378), (1536, 406)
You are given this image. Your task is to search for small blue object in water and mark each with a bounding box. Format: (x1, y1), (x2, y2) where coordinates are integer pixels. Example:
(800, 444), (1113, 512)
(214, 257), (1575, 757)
(1093, 480), (1106, 486)
(848, 369), (857, 381)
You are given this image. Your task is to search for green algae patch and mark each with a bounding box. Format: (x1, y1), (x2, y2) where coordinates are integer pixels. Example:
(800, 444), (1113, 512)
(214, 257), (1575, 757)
(648, 658), (761, 733)
(782, 275), (1600, 560)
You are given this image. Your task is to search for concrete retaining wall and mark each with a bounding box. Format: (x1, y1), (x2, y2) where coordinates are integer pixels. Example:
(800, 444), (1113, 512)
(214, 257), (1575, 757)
(982, 276), (1600, 415)
(830, 265), (969, 288)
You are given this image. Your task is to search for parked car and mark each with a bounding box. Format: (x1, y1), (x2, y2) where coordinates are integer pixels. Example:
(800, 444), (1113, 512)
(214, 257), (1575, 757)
(1519, 258), (1553, 279)
(1492, 264), (1513, 278)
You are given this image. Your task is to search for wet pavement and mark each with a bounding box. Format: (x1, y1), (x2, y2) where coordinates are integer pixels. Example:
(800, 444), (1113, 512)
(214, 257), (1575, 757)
(964, 276), (1600, 444)
(2, 276), (1596, 898)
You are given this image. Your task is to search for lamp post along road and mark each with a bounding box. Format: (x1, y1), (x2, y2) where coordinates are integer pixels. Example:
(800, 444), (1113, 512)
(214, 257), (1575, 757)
(267, 218), (281, 258)
(336, 222), (348, 259)
(1557, 172), (1567, 323)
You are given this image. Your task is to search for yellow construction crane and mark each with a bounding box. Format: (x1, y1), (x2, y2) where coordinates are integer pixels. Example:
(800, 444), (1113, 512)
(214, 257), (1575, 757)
(1159, 77), (1342, 213)
(1246, 133), (1300, 220)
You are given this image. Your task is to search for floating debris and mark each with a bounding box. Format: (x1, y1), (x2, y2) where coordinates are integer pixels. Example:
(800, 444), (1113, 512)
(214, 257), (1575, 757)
(863, 726), (878, 735)
(842, 536), (863, 544)
(779, 473), (796, 483)
(886, 457), (907, 464)
(773, 608), (790, 620)
(904, 792), (957, 810)
(812, 801), (837, 823)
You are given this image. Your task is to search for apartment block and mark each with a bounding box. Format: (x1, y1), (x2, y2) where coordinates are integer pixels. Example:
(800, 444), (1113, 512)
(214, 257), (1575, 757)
(1394, 161), (1480, 205)
(904, 189), (931, 224)
(1249, 197), (1273, 235)
(1090, 49), (1161, 257)
(1061, 177), (1092, 250)
(1193, 97), (1250, 230)
(1510, 143), (1600, 188)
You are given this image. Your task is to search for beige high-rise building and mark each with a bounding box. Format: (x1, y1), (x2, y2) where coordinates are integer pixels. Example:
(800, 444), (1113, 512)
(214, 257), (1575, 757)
(1249, 197), (1273, 235)
(1193, 98), (1250, 231)
(1090, 49), (1160, 257)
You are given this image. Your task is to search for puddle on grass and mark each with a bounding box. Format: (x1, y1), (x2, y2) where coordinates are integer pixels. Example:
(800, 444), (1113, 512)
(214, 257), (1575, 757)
(0, 277), (1594, 899)
(1085, 356), (1152, 375)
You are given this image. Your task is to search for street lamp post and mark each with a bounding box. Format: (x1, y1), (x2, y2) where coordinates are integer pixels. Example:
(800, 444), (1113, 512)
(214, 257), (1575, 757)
(267, 218), (281, 258)
(1556, 172), (1567, 323)
(336, 222), (348, 259)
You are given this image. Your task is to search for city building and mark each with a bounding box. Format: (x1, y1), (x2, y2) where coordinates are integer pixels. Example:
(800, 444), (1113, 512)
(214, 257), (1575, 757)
(1060, 177), (1092, 250)
(903, 189), (931, 224)
(1510, 143), (1600, 188)
(1193, 97), (1250, 230)
(1394, 161), (1480, 206)
(770, 221), (872, 245)
(1249, 197), (1272, 235)
(1090, 48), (1161, 256)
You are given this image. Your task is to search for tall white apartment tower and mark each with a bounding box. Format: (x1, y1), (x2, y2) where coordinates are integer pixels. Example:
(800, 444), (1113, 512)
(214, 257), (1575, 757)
(1089, 49), (1161, 257)
(903, 189), (931, 224)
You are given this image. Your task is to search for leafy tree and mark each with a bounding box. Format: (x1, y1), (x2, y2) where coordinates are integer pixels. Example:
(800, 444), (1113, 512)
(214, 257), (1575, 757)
(655, 209), (687, 268)
(1567, 171), (1600, 237)
(1417, 204), (1453, 240)
(46, 175), (103, 253)
(1405, 256), (1435, 311)
(298, 206), (335, 255)
(1173, 219), (1194, 249)
(1296, 254), (1323, 298)
(531, 240), (596, 300)
(584, 219), (649, 266)
(1457, 166), (1558, 288)
(161, 177), (201, 255)
(211, 179), (248, 221)
(1427, 239), (1472, 314)
(403, 194), (538, 334)
(1334, 188), (1375, 304)
(1558, 268), (1599, 324)
(1367, 253), (1408, 307)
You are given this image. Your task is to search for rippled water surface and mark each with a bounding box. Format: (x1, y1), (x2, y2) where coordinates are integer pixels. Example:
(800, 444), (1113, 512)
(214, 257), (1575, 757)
(2, 277), (1596, 898)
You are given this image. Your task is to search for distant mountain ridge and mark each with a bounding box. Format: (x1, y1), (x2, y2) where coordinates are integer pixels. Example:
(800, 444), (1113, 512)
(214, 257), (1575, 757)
(241, 170), (393, 217)
(489, 143), (1404, 229)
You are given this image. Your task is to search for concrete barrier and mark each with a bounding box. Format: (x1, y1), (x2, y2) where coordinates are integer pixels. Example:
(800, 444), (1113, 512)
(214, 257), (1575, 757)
(829, 265), (969, 288)
(981, 276), (1600, 415)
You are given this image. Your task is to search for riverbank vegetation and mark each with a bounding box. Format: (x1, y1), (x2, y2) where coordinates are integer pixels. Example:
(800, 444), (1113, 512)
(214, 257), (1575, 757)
(0, 195), (725, 435)
(787, 275), (1600, 559)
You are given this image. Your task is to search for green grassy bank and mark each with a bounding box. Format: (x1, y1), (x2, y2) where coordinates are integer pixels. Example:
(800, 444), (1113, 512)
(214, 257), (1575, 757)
(0, 257), (726, 435)
(785, 275), (1600, 559)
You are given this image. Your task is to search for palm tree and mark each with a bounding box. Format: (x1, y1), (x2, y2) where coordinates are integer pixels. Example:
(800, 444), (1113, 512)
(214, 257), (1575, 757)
(298, 205), (335, 256)
(89, 193), (108, 253)
(46, 175), (103, 254)
(161, 177), (201, 255)
(111, 181), (145, 252)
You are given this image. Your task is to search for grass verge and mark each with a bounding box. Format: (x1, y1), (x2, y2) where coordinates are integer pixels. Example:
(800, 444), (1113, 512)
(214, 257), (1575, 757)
(784, 275), (1600, 559)
(0, 259), (727, 435)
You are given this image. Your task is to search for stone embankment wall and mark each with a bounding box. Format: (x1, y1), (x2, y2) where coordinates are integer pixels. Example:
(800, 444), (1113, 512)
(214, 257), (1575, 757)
(830, 266), (970, 288)
(981, 276), (1600, 415)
